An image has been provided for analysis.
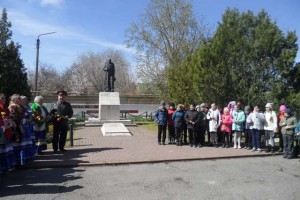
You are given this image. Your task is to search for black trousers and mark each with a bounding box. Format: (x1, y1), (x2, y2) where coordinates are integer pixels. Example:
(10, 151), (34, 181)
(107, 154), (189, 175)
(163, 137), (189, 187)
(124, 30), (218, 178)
(198, 126), (205, 145)
(175, 127), (182, 143)
(168, 125), (175, 142)
(188, 128), (197, 145)
(53, 123), (68, 151)
(158, 125), (167, 143)
(279, 132), (283, 149)
(222, 132), (230, 146)
(282, 134), (294, 157)
(183, 124), (187, 143)
(244, 129), (252, 147)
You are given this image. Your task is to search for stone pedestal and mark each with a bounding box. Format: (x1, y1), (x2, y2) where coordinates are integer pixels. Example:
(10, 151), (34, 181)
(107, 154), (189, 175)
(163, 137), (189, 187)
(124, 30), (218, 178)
(99, 92), (120, 120)
(101, 123), (132, 136)
(85, 92), (136, 128)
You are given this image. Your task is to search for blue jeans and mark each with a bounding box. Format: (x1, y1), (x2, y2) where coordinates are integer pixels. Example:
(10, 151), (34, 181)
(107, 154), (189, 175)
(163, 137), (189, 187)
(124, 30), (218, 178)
(251, 129), (261, 149)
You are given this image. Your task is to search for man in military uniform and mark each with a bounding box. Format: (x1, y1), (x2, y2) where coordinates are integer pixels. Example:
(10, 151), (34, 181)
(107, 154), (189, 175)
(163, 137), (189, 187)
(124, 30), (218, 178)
(103, 59), (116, 92)
(50, 90), (73, 153)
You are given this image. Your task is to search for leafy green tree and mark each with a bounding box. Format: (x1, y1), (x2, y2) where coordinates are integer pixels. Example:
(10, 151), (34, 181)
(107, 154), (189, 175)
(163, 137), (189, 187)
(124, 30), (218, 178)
(184, 8), (298, 107)
(0, 8), (31, 99)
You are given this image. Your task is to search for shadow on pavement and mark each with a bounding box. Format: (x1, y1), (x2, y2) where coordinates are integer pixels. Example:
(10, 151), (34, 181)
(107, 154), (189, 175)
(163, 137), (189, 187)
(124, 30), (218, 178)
(0, 168), (84, 197)
(24, 147), (123, 168)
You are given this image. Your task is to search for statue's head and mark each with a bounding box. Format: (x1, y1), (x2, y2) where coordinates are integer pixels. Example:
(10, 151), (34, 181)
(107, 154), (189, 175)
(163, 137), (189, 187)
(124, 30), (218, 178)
(109, 59), (111, 63)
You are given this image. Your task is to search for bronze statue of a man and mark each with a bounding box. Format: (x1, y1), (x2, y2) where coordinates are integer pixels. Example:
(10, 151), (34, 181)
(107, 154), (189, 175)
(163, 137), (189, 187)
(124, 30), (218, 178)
(103, 59), (116, 92)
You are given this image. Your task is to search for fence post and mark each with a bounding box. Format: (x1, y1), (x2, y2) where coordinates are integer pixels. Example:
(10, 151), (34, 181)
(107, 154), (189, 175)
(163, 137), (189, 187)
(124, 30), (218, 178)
(69, 124), (74, 147)
(145, 111), (148, 119)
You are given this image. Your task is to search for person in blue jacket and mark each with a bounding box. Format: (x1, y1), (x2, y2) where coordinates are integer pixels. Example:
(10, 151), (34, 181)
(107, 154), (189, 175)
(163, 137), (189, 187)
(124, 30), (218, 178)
(154, 101), (168, 145)
(172, 104), (185, 146)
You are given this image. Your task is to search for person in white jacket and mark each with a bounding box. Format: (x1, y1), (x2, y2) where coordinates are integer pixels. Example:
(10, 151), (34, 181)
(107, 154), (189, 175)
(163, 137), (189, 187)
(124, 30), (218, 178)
(264, 103), (277, 153)
(207, 103), (221, 147)
(247, 105), (265, 152)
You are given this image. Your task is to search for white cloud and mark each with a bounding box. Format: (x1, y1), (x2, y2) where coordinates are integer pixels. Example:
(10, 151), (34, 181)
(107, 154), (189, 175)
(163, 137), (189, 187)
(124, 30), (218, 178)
(8, 10), (135, 54)
(39, 0), (64, 7)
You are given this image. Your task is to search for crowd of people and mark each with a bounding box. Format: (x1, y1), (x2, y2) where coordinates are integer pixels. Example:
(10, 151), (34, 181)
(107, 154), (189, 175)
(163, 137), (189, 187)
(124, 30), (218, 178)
(155, 101), (300, 159)
(0, 90), (73, 175)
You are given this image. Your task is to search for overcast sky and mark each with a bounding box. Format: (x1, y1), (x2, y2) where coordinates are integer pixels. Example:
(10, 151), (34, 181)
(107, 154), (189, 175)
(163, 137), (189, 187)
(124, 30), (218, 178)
(1, 0), (299, 73)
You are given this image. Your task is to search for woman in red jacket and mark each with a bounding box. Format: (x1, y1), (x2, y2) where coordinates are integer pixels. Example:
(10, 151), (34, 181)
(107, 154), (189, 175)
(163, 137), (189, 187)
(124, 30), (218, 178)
(167, 102), (176, 144)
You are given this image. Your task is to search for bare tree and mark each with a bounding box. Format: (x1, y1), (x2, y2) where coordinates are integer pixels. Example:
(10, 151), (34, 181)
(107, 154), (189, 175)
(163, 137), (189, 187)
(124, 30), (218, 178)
(125, 0), (208, 93)
(27, 63), (63, 94)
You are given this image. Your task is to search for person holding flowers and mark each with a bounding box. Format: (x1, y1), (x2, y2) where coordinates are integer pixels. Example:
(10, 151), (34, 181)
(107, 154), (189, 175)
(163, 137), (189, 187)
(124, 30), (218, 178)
(0, 93), (16, 173)
(8, 94), (26, 165)
(19, 96), (35, 161)
(50, 90), (73, 153)
(31, 96), (49, 155)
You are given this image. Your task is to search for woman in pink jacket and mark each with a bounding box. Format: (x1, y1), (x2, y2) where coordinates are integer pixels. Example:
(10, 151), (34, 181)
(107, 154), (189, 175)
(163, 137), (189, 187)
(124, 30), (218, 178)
(220, 107), (232, 148)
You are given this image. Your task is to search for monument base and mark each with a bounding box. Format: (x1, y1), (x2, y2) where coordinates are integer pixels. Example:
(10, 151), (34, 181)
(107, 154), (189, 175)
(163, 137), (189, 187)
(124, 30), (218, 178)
(85, 117), (136, 126)
(99, 92), (120, 120)
(101, 123), (132, 136)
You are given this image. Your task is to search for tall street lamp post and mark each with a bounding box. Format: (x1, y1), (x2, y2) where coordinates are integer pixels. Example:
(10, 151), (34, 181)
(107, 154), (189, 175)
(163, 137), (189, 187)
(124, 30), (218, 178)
(35, 32), (56, 95)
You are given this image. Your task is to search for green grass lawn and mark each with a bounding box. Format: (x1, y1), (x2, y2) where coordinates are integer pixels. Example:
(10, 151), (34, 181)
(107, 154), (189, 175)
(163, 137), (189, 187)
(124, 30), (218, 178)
(138, 122), (157, 133)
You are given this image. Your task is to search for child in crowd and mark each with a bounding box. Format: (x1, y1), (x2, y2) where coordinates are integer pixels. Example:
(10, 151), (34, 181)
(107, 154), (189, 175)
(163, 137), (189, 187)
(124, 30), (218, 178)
(154, 101), (168, 145)
(277, 105), (286, 152)
(264, 103), (277, 153)
(207, 103), (221, 147)
(279, 108), (297, 159)
(167, 102), (176, 144)
(220, 107), (232, 148)
(232, 104), (245, 149)
(247, 105), (265, 152)
(244, 106), (252, 149)
(172, 104), (185, 146)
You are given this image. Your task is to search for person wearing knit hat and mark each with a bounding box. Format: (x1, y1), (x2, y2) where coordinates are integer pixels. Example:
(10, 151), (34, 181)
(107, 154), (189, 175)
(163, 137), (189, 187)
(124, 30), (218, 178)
(265, 103), (273, 109)
(284, 108), (292, 115)
(277, 105), (287, 152)
(279, 108), (297, 159)
(264, 103), (277, 153)
(199, 103), (206, 108)
(172, 104), (185, 146)
(160, 101), (166, 106)
(244, 106), (252, 149)
(155, 101), (168, 145)
(167, 102), (176, 144)
(279, 105), (287, 112)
